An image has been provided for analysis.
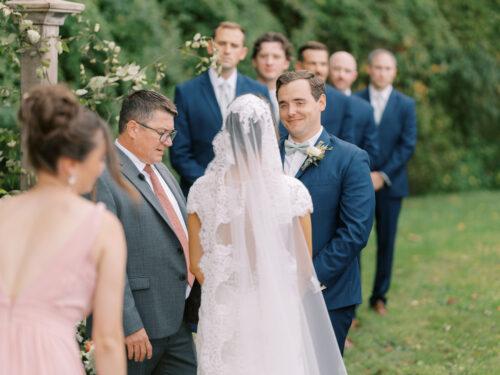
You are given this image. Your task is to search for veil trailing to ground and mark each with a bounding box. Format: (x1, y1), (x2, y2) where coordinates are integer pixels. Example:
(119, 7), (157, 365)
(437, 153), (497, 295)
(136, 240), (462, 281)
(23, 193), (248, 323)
(187, 94), (347, 375)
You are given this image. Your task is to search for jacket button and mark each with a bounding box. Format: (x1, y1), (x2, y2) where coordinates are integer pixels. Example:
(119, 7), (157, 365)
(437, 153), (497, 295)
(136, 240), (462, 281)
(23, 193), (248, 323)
(179, 274), (186, 281)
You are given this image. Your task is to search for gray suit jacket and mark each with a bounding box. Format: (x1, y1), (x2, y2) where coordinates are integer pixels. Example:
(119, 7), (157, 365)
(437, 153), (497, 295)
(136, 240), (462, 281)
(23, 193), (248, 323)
(95, 147), (188, 339)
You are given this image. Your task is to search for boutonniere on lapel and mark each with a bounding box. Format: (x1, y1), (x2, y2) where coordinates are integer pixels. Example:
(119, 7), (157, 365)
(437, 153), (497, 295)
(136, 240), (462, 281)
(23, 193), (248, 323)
(301, 141), (333, 171)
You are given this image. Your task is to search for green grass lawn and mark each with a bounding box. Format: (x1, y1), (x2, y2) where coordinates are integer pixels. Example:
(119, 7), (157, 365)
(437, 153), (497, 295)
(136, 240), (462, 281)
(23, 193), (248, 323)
(344, 191), (500, 375)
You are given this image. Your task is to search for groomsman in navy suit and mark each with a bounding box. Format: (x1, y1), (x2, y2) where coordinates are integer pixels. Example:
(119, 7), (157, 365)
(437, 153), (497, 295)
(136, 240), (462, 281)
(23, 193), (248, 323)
(329, 51), (379, 168)
(277, 71), (374, 354)
(171, 21), (270, 196)
(279, 41), (354, 143)
(252, 32), (293, 124)
(356, 49), (417, 315)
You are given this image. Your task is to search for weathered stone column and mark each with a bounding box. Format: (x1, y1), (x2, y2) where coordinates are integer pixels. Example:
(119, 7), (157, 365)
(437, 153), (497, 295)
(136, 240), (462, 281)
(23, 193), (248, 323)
(6, 0), (84, 189)
(7, 0), (85, 92)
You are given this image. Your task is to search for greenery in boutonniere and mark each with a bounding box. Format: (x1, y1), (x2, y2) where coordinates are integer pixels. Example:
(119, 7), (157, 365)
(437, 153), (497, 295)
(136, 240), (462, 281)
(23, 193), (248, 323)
(301, 141), (332, 171)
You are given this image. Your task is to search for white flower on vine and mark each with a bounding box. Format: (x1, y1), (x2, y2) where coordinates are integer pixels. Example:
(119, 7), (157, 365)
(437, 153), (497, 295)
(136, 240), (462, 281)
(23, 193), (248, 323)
(19, 19), (33, 31)
(1, 4), (12, 16)
(26, 29), (40, 45)
(127, 64), (140, 76)
(56, 40), (63, 54)
(88, 76), (107, 91)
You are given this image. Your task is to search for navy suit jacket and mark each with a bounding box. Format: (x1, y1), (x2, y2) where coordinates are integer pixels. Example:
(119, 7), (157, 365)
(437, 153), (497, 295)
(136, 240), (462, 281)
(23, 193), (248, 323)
(171, 71), (270, 195)
(349, 94), (379, 169)
(279, 84), (354, 144)
(280, 130), (374, 310)
(356, 88), (417, 198)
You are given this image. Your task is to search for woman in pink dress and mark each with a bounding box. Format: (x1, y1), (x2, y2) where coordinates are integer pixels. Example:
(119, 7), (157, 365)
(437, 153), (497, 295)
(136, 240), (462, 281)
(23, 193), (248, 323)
(0, 85), (128, 374)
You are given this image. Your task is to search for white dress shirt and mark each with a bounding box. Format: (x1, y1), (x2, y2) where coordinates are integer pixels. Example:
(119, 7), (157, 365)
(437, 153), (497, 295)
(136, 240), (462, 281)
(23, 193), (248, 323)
(208, 67), (237, 119)
(343, 88), (352, 96)
(115, 140), (188, 235)
(284, 127), (324, 177)
(369, 84), (392, 125)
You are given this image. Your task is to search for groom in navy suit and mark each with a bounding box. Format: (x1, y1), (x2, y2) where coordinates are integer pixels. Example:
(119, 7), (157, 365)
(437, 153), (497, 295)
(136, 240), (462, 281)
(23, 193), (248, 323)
(356, 49), (417, 314)
(171, 21), (270, 196)
(277, 71), (374, 354)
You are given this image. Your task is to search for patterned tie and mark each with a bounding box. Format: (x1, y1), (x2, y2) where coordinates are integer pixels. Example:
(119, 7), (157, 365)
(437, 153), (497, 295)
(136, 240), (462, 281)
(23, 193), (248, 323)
(143, 164), (194, 286)
(284, 139), (310, 155)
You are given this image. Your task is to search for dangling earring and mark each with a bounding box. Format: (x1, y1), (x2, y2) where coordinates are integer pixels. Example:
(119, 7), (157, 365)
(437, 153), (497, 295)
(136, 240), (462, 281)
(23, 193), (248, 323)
(68, 174), (77, 186)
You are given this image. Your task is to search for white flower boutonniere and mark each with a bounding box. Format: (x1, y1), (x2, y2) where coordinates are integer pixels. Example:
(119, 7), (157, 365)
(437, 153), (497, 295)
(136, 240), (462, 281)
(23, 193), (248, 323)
(301, 141), (333, 171)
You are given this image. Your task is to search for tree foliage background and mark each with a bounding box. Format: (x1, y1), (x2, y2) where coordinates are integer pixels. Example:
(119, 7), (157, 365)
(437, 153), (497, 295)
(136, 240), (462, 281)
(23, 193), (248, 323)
(1, 0), (499, 194)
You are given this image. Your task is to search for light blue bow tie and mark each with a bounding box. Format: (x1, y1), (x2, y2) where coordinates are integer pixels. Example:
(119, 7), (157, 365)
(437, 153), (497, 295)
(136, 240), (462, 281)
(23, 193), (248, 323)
(284, 139), (309, 155)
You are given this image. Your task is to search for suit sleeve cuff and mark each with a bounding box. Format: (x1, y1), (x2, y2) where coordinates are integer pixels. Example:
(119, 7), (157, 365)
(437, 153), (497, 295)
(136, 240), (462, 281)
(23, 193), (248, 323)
(379, 171), (392, 187)
(123, 306), (144, 337)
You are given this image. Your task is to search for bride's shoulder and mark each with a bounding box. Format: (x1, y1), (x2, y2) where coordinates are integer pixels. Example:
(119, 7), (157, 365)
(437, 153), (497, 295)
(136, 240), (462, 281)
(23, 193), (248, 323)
(280, 176), (312, 214)
(281, 175), (308, 191)
(187, 175), (213, 213)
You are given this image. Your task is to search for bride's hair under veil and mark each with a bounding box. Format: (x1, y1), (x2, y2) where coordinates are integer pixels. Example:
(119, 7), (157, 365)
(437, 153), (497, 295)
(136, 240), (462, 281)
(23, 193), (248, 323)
(187, 94), (346, 375)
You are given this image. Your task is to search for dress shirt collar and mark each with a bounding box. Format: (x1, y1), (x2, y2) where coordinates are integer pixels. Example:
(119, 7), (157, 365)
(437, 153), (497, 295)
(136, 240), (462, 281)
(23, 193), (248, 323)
(343, 88), (352, 96)
(115, 139), (147, 173)
(287, 126), (324, 147)
(369, 84), (393, 103)
(208, 67), (238, 91)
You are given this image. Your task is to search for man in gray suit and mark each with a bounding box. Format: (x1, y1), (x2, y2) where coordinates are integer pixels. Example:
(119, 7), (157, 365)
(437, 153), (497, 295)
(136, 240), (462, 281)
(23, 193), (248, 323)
(95, 90), (197, 374)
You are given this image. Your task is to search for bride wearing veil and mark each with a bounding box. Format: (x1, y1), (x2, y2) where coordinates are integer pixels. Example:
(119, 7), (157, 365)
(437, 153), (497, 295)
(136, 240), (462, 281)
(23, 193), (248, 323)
(187, 94), (347, 375)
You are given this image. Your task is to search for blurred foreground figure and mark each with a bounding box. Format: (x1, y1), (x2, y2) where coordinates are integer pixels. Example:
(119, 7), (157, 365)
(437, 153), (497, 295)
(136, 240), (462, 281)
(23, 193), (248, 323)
(0, 84), (127, 375)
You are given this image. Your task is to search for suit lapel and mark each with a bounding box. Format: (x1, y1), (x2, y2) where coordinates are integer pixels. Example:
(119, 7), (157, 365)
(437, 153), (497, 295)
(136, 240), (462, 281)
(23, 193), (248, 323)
(235, 73), (247, 96)
(116, 148), (176, 232)
(379, 90), (397, 127)
(200, 72), (223, 126)
(295, 129), (332, 180)
(279, 137), (286, 166)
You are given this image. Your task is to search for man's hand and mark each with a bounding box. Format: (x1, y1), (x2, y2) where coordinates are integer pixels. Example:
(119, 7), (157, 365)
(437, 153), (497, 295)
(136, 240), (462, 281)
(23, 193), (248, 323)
(371, 171), (385, 191)
(125, 328), (153, 362)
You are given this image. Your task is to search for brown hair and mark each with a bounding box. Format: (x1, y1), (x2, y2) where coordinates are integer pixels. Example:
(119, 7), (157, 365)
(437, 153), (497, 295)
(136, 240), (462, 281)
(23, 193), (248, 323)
(118, 90), (177, 134)
(297, 41), (329, 61)
(276, 71), (325, 101)
(18, 84), (128, 193)
(252, 32), (293, 61)
(213, 21), (246, 41)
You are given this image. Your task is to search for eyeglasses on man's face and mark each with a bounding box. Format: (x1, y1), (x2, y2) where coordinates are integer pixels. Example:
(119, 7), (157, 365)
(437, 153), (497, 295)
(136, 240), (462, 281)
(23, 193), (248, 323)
(135, 120), (177, 143)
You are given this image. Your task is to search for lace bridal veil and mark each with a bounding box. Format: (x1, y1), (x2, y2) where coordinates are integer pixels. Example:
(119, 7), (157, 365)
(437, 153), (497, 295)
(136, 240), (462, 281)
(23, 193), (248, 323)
(187, 94), (347, 375)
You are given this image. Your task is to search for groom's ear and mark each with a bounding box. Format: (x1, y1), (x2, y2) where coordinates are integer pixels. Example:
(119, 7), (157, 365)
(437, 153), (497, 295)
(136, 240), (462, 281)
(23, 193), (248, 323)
(318, 94), (326, 111)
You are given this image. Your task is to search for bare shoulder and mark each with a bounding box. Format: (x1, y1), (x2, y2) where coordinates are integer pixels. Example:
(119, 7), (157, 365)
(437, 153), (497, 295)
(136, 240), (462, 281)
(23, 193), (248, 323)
(0, 192), (33, 222)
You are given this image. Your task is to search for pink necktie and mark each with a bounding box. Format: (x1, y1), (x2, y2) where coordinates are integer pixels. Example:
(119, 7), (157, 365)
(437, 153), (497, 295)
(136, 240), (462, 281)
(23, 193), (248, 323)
(144, 164), (194, 286)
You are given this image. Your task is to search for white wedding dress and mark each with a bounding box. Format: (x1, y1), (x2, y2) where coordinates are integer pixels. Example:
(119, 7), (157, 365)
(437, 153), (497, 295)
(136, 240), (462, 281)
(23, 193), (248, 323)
(187, 95), (347, 375)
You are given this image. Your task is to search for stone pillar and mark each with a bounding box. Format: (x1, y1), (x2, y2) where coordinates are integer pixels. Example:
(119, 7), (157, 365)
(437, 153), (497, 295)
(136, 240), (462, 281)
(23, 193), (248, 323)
(6, 0), (84, 189)
(7, 0), (85, 91)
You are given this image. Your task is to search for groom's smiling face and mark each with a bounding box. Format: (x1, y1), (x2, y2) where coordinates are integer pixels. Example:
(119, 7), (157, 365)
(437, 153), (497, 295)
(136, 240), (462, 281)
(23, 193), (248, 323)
(278, 79), (326, 142)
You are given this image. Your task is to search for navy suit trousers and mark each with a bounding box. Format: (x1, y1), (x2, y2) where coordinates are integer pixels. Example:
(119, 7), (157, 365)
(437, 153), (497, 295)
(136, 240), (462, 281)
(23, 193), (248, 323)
(328, 305), (356, 355)
(370, 193), (402, 305)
